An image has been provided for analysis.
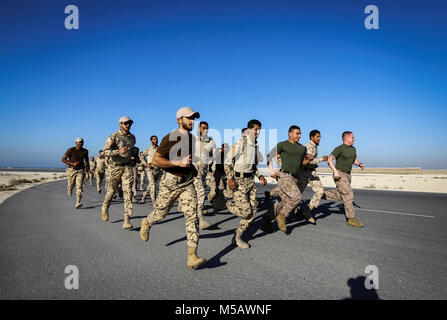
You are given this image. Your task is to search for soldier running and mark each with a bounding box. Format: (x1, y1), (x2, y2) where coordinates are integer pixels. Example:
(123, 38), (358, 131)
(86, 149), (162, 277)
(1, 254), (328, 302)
(225, 120), (267, 249)
(139, 107), (206, 270)
(137, 152), (146, 191)
(61, 137), (89, 209)
(295, 129), (329, 223)
(193, 121), (215, 229)
(262, 125), (314, 233)
(100, 116), (138, 230)
(324, 131), (365, 227)
(95, 150), (106, 193)
(140, 135), (162, 204)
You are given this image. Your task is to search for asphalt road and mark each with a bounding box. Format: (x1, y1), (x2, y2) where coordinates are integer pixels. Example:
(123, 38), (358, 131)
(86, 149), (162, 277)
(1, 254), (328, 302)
(1, 179), (446, 300)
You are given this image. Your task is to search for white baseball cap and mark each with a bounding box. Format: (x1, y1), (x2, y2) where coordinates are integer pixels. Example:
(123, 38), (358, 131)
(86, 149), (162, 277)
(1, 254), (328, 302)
(75, 137), (84, 143)
(119, 116), (133, 124)
(176, 106), (200, 119)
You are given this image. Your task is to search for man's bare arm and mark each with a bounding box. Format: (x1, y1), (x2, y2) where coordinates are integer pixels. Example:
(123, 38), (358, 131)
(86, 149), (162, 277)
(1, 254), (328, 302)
(61, 153), (79, 167)
(152, 152), (190, 168)
(327, 154), (340, 179)
(354, 157), (365, 169)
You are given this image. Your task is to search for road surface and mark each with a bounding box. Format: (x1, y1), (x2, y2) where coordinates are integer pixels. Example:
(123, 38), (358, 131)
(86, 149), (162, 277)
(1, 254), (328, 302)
(1, 179), (446, 299)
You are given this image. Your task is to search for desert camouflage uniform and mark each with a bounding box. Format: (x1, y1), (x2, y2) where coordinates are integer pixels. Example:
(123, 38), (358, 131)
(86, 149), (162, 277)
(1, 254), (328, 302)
(324, 170), (355, 218)
(297, 140), (326, 210)
(131, 153), (139, 203)
(67, 167), (85, 205)
(225, 136), (264, 238)
(143, 171), (199, 247)
(270, 171), (302, 218)
(101, 130), (137, 218)
(194, 136), (217, 215)
(137, 161), (146, 190)
(141, 146), (162, 203)
(86, 160), (96, 186)
(95, 157), (106, 192)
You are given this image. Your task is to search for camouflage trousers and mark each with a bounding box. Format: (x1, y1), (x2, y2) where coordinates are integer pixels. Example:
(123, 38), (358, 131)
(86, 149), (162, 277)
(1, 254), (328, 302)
(297, 170), (326, 210)
(102, 165), (134, 217)
(131, 166), (137, 198)
(273, 172), (302, 218)
(324, 170), (355, 218)
(145, 172), (199, 247)
(83, 170), (93, 186)
(66, 167), (84, 205)
(95, 170), (105, 192)
(226, 176), (257, 234)
(193, 165), (208, 215)
(137, 169), (145, 189)
(208, 171), (226, 202)
(143, 168), (162, 203)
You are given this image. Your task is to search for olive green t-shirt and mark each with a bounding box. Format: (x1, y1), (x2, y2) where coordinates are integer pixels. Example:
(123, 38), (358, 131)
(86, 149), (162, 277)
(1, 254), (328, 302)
(276, 140), (307, 175)
(331, 144), (357, 173)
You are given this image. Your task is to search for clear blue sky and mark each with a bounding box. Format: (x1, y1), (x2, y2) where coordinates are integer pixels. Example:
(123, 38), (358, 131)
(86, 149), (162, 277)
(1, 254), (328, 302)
(1, 0), (446, 168)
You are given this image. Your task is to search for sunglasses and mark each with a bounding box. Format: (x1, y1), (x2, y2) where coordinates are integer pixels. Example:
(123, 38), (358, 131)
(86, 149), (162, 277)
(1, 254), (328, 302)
(122, 121), (133, 126)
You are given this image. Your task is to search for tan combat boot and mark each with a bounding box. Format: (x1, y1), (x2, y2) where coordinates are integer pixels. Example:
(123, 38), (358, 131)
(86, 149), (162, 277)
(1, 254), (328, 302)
(300, 205), (316, 225)
(139, 192), (147, 204)
(202, 209), (209, 215)
(187, 246), (206, 270)
(139, 218), (151, 241)
(208, 190), (216, 202)
(123, 215), (133, 230)
(198, 215), (211, 230)
(276, 214), (287, 233)
(101, 207), (109, 222)
(231, 230), (249, 249)
(347, 218), (364, 228)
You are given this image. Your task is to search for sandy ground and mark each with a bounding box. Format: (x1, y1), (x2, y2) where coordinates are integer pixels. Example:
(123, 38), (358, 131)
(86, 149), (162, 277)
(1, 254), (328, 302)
(0, 171), (67, 205)
(258, 167), (447, 193)
(1, 168), (446, 206)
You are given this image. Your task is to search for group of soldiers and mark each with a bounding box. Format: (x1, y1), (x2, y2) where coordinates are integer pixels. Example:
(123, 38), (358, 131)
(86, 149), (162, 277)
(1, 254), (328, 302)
(62, 107), (365, 270)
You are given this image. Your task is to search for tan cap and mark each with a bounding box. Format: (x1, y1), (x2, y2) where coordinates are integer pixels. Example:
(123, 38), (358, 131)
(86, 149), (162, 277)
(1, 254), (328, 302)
(119, 116), (133, 124)
(176, 106), (200, 119)
(75, 137), (84, 143)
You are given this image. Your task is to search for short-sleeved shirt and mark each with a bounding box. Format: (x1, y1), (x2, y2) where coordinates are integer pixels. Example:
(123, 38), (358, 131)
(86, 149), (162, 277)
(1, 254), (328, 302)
(273, 140), (307, 176)
(64, 147), (88, 170)
(331, 144), (357, 173)
(156, 129), (198, 177)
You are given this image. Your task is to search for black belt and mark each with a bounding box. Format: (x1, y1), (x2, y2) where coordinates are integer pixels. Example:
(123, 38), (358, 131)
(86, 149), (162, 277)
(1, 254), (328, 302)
(235, 171), (254, 178)
(112, 162), (132, 167)
(280, 169), (299, 179)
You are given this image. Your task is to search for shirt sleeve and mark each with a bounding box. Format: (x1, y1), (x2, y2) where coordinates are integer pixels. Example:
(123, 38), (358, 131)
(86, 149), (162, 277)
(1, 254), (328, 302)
(224, 140), (242, 179)
(64, 148), (72, 160)
(331, 146), (341, 159)
(156, 136), (172, 159)
(267, 143), (281, 164)
(103, 135), (120, 157)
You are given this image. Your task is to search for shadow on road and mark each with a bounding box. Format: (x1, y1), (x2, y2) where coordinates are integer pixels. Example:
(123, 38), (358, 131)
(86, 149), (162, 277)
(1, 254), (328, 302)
(285, 201), (345, 234)
(342, 276), (381, 300)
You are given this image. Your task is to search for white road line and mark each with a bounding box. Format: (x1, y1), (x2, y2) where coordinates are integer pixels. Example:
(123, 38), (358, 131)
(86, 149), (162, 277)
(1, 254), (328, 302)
(358, 208), (435, 218)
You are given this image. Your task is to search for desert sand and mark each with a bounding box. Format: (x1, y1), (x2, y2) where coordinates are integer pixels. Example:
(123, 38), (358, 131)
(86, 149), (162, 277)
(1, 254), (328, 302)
(0, 171), (67, 205)
(258, 167), (447, 193)
(1, 167), (446, 206)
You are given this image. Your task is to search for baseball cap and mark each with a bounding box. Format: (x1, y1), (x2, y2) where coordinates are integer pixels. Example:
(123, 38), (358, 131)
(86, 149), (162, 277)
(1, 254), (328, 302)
(75, 137), (84, 143)
(176, 107), (200, 119)
(119, 116), (133, 124)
